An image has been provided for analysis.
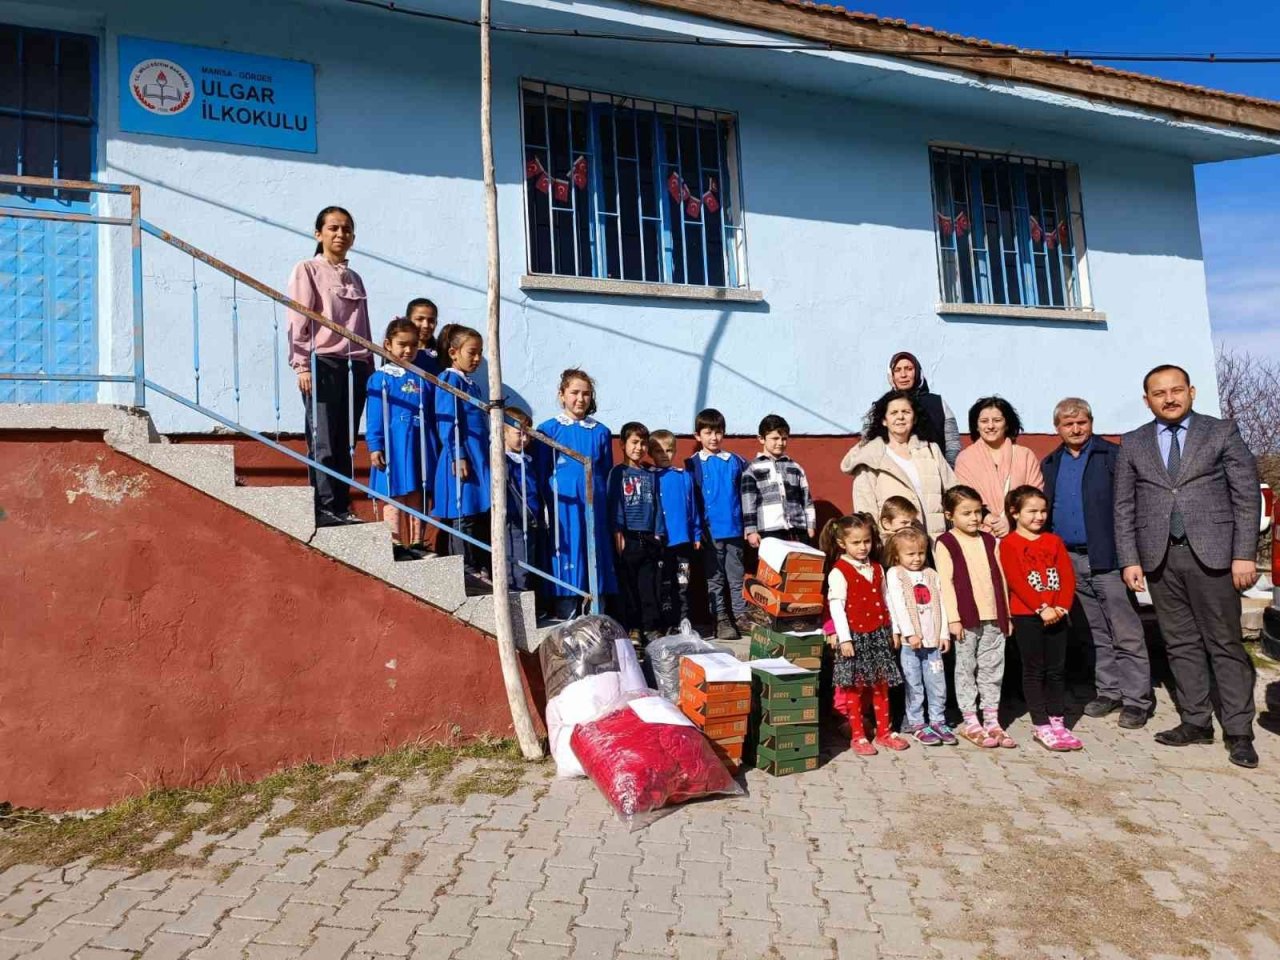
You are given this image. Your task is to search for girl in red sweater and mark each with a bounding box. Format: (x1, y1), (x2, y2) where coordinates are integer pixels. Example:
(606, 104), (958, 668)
(821, 514), (907, 756)
(999, 485), (1084, 752)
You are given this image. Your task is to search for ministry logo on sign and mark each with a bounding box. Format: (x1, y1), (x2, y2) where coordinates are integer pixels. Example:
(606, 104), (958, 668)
(129, 58), (193, 115)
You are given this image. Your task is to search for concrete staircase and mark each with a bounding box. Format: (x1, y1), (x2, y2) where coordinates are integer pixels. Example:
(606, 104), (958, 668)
(1, 403), (541, 650)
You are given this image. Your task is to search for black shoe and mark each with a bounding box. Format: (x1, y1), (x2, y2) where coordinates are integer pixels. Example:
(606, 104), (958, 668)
(315, 509), (346, 528)
(1118, 706), (1149, 730)
(1225, 736), (1259, 769)
(1154, 722), (1214, 746)
(334, 510), (362, 524)
(1084, 697), (1122, 719)
(392, 544), (416, 562)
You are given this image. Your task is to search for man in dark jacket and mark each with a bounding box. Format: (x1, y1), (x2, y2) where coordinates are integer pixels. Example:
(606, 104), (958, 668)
(1114, 365), (1261, 769)
(1043, 398), (1154, 730)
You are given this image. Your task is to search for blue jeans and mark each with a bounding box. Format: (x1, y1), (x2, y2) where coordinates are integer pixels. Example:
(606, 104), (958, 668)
(899, 645), (947, 727)
(703, 537), (746, 621)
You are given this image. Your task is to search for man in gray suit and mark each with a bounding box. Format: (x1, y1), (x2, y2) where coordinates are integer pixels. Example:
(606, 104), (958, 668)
(1114, 364), (1261, 768)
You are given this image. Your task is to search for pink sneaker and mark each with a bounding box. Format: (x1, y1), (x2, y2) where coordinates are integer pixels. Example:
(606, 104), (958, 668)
(1050, 717), (1083, 751)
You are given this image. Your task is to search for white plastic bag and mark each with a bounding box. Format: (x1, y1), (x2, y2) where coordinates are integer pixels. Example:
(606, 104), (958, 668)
(644, 620), (732, 702)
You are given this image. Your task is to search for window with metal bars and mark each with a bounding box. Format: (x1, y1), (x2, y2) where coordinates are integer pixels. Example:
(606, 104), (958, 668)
(520, 80), (746, 289)
(930, 146), (1089, 310)
(0, 24), (96, 202)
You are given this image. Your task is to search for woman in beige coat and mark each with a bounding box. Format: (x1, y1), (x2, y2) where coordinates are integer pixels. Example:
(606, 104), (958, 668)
(953, 396), (1043, 537)
(841, 390), (957, 538)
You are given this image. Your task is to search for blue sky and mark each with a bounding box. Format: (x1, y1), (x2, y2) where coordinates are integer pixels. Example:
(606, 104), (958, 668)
(862, 1), (1280, 359)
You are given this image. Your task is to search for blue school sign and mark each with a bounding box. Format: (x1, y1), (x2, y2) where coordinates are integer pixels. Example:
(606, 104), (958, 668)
(118, 37), (316, 153)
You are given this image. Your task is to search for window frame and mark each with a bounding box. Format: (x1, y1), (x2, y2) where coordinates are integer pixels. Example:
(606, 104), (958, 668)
(0, 22), (99, 208)
(517, 77), (750, 292)
(928, 144), (1093, 313)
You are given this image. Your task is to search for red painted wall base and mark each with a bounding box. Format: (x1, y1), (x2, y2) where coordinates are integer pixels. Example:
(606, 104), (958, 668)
(0, 434), (530, 811)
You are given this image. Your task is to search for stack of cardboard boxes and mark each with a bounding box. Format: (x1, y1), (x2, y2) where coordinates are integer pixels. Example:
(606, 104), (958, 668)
(741, 538), (827, 776)
(678, 652), (752, 772)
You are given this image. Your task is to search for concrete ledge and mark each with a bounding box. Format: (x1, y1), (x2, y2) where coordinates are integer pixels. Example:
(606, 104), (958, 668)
(521, 274), (765, 303)
(0, 402), (160, 445)
(937, 303), (1106, 323)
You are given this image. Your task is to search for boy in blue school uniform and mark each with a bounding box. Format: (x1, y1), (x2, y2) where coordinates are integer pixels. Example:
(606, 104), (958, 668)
(608, 421), (666, 641)
(650, 429), (701, 631)
(685, 408), (749, 640)
(503, 407), (543, 592)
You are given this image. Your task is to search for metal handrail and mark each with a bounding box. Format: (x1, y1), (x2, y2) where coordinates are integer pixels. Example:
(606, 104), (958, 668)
(0, 174), (602, 610)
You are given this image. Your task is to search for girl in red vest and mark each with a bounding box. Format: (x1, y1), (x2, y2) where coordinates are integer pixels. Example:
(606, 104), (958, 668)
(820, 514), (908, 756)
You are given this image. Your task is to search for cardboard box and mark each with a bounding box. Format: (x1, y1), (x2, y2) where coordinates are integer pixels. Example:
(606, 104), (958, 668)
(754, 740), (820, 764)
(751, 661), (820, 701)
(686, 714), (749, 739)
(754, 538), (826, 592)
(681, 687), (753, 720)
(754, 751), (820, 777)
(756, 701), (820, 725)
(749, 625), (826, 661)
(743, 604), (825, 634)
(754, 720), (819, 753)
(743, 578), (824, 618)
(679, 654), (752, 700)
(708, 736), (745, 763)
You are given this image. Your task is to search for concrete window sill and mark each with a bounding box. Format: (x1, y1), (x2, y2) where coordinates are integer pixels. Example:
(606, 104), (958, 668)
(521, 274), (765, 303)
(937, 302), (1106, 323)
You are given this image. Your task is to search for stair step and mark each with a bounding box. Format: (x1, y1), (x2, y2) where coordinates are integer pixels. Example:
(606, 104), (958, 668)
(456, 590), (540, 652)
(310, 521), (396, 578)
(385, 553), (468, 613)
(227, 486), (317, 541)
(126, 443), (236, 496)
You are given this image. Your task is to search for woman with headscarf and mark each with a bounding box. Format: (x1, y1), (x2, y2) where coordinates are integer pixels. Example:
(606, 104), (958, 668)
(887, 351), (960, 466)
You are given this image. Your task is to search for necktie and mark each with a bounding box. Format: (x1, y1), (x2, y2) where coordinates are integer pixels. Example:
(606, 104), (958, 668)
(1167, 425), (1185, 539)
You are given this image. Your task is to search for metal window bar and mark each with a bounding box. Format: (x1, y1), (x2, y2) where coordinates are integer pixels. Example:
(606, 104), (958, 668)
(520, 79), (741, 289)
(930, 147), (1084, 310)
(0, 173), (599, 608)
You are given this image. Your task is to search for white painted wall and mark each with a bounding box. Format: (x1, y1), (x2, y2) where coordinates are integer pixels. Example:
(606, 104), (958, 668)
(2, 0), (1230, 435)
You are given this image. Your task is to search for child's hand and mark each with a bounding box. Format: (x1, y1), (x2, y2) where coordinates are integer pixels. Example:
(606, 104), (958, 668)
(454, 460), (470, 480)
(907, 635), (922, 650)
(297, 370), (312, 396)
(949, 621), (964, 641)
(746, 532), (761, 548)
(839, 641), (854, 658)
(825, 633), (839, 649)
(614, 531), (625, 555)
(693, 541), (702, 551)
(891, 634), (901, 650)
(1039, 606), (1061, 625)
(940, 636), (952, 654)
(807, 527), (815, 540)
(370, 451), (387, 470)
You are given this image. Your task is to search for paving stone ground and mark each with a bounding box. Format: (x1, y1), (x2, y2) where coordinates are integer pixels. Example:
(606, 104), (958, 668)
(5, 672), (1280, 960)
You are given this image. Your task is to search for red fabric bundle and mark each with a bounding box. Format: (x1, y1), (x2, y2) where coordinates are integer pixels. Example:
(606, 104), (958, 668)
(570, 701), (739, 822)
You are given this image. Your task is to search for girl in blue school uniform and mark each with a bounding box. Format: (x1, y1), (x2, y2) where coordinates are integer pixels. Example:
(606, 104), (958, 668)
(432, 325), (492, 580)
(536, 368), (617, 620)
(367, 318), (434, 561)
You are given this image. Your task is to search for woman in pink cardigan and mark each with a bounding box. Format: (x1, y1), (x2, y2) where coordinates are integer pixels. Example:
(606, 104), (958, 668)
(954, 396), (1043, 537)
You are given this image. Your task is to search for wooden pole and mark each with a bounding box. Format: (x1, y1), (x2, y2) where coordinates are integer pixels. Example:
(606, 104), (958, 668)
(480, 0), (543, 761)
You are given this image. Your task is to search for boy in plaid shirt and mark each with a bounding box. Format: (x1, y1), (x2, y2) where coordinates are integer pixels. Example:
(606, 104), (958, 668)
(742, 414), (816, 548)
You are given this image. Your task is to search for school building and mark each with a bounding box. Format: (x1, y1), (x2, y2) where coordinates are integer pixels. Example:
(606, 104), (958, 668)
(3, 0), (1280, 809)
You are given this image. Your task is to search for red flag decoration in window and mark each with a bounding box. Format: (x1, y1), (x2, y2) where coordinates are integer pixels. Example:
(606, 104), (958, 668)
(937, 210), (971, 238)
(703, 176), (721, 215)
(525, 156), (589, 200)
(1029, 215), (1043, 243)
(1058, 221), (1070, 246)
(667, 171), (683, 203)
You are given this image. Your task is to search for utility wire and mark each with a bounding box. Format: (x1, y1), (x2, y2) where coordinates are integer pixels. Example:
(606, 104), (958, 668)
(341, 0), (1280, 64)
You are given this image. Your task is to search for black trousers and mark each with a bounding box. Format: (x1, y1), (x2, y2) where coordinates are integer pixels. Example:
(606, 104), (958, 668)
(445, 513), (491, 576)
(1148, 542), (1256, 737)
(303, 355), (372, 515)
(618, 532), (663, 632)
(659, 542), (696, 630)
(1012, 614), (1068, 725)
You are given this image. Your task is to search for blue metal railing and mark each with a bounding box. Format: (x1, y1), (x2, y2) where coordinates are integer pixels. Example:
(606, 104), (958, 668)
(0, 174), (601, 613)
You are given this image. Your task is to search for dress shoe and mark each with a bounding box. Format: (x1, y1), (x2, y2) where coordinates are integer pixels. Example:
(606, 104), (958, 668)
(1118, 706), (1149, 730)
(1154, 722), (1214, 746)
(1083, 696), (1121, 719)
(315, 509), (346, 528)
(1225, 735), (1259, 769)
